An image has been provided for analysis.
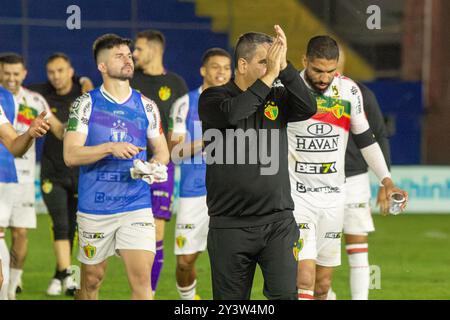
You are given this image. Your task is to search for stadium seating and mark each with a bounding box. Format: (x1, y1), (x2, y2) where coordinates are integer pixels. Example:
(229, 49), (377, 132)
(195, 0), (375, 81)
(0, 0), (229, 89)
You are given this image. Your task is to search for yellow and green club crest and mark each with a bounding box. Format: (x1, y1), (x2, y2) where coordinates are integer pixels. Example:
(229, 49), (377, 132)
(176, 235), (187, 248)
(42, 179), (53, 194)
(83, 243), (96, 259)
(293, 239), (304, 261)
(330, 103), (345, 119)
(264, 101), (279, 120)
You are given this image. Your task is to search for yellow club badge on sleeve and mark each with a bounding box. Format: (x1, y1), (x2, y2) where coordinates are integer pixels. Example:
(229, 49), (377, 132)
(264, 101), (279, 120)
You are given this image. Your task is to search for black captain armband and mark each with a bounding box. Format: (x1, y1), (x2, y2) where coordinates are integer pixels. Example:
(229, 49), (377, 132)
(353, 129), (377, 149)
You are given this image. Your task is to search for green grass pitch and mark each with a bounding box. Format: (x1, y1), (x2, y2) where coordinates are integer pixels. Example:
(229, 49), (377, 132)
(6, 213), (450, 300)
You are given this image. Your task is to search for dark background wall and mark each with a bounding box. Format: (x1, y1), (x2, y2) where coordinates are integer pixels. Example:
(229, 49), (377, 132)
(0, 0), (229, 90)
(2, 0), (447, 165)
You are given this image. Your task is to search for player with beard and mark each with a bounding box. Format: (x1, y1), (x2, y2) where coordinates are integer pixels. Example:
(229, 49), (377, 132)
(130, 30), (188, 296)
(27, 53), (92, 296)
(199, 26), (316, 300)
(64, 34), (169, 300)
(288, 36), (407, 300)
(0, 53), (66, 300)
(0, 90), (50, 299)
(325, 48), (391, 300)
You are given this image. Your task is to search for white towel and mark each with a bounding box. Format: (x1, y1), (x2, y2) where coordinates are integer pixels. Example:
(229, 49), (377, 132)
(130, 159), (168, 185)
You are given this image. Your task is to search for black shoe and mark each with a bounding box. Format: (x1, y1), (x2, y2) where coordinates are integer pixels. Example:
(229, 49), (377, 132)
(16, 285), (22, 294)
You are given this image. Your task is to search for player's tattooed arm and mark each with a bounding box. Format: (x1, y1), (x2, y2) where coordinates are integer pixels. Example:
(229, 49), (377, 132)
(67, 93), (92, 134)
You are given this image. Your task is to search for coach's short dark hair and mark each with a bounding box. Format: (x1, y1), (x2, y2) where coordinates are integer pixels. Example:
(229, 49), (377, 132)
(93, 34), (132, 63)
(136, 29), (165, 49)
(0, 53), (25, 67)
(201, 48), (231, 66)
(306, 35), (339, 60)
(234, 32), (273, 66)
(46, 52), (72, 66)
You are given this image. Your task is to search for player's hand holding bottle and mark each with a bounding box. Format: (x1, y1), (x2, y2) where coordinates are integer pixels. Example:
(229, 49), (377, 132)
(381, 177), (408, 215)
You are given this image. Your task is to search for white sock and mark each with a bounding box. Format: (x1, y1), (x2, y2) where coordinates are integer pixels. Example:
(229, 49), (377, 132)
(346, 243), (370, 300)
(176, 279), (197, 300)
(0, 235), (10, 300)
(9, 268), (23, 297)
(327, 287), (337, 300)
(298, 289), (314, 300)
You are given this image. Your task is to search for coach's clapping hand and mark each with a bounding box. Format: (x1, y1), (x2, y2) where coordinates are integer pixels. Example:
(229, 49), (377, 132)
(260, 30), (284, 87)
(111, 142), (143, 159)
(274, 24), (288, 71)
(28, 111), (50, 138)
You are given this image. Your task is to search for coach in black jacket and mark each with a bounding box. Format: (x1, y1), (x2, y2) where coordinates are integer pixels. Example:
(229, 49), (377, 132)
(199, 25), (316, 300)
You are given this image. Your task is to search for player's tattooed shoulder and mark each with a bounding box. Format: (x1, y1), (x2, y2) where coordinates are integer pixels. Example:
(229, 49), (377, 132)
(68, 93), (92, 131)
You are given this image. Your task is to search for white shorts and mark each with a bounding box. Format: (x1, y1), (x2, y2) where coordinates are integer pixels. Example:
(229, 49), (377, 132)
(174, 196), (209, 255)
(293, 194), (344, 267)
(343, 173), (375, 235)
(77, 208), (156, 265)
(0, 183), (36, 229)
